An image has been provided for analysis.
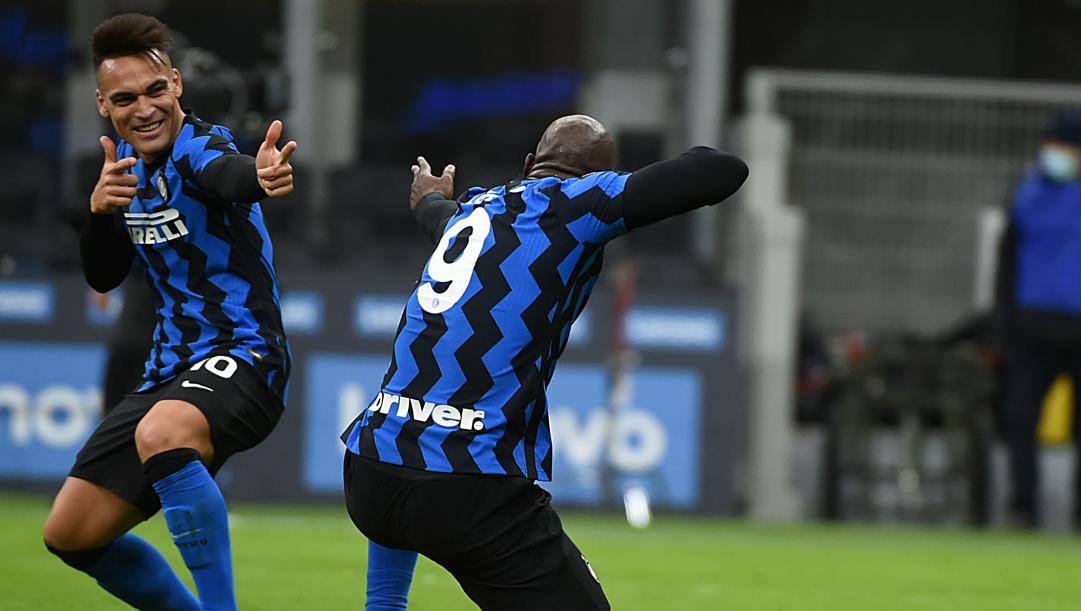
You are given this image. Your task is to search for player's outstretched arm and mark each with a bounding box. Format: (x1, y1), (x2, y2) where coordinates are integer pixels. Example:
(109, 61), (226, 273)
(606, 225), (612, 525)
(621, 146), (748, 230)
(410, 156), (458, 244)
(194, 120), (297, 204)
(82, 136), (136, 292)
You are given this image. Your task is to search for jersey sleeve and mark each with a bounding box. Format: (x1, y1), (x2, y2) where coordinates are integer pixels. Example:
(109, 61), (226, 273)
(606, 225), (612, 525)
(81, 211), (135, 292)
(414, 192), (460, 244)
(557, 171), (631, 244)
(174, 126), (240, 177)
(558, 147), (749, 244)
(173, 125), (264, 203)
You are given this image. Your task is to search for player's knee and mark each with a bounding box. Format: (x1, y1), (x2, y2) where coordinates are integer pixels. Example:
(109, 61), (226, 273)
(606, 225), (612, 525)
(135, 401), (212, 461)
(42, 517), (71, 551)
(134, 416), (179, 458)
(42, 517), (98, 561)
(135, 416), (198, 460)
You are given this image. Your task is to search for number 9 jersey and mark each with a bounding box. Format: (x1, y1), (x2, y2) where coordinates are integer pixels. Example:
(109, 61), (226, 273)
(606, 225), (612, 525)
(343, 171), (630, 481)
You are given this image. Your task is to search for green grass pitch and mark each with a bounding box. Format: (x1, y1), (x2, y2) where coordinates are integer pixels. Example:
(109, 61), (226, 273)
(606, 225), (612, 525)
(4, 492), (1081, 610)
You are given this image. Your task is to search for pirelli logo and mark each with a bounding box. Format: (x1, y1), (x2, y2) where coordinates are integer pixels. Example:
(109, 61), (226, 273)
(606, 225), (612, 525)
(368, 392), (486, 431)
(124, 209), (189, 245)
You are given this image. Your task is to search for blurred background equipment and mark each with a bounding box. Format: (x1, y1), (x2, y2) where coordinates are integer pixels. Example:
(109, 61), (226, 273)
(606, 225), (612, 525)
(601, 258), (654, 528)
(741, 67), (1081, 530)
(823, 331), (996, 526)
(7, 0), (1081, 535)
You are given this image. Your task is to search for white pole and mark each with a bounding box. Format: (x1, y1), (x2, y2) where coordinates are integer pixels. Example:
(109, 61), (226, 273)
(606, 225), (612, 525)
(973, 207), (1006, 313)
(736, 113), (805, 521)
(64, 0), (109, 201)
(284, 0), (328, 246)
(686, 0), (733, 268)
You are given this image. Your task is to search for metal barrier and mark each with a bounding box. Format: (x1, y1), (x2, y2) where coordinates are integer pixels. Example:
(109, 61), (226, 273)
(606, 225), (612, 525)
(736, 68), (1081, 522)
(745, 68), (1081, 334)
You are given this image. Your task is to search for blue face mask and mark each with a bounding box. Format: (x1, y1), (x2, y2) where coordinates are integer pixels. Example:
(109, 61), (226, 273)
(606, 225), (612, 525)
(1039, 147), (1080, 182)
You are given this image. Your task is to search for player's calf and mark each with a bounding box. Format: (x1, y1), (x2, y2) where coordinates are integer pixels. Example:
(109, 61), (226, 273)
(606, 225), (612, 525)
(143, 446), (237, 610)
(43, 477), (144, 551)
(43, 478), (199, 610)
(45, 534), (200, 611)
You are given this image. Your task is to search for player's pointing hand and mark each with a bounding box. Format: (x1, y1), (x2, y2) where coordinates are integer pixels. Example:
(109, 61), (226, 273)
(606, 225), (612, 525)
(90, 136), (138, 215)
(256, 120), (297, 198)
(410, 156), (456, 211)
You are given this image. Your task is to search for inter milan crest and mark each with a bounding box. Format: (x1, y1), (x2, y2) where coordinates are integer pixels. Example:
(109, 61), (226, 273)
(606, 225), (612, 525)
(156, 171), (169, 200)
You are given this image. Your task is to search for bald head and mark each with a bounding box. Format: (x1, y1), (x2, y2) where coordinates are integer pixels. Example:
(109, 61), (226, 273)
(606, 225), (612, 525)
(525, 115), (615, 180)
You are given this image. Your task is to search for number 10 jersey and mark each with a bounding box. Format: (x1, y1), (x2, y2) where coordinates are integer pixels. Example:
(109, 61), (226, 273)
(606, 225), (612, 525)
(343, 171), (630, 481)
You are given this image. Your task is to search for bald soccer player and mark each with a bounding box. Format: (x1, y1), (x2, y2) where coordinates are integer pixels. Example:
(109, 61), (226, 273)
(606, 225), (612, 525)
(342, 115), (748, 610)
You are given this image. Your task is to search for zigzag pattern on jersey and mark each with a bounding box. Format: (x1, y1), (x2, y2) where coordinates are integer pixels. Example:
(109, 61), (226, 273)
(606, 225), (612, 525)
(185, 170), (287, 396)
(139, 153), (238, 386)
(395, 308), (449, 467)
(201, 194), (288, 396)
(440, 197), (521, 474)
(492, 179), (624, 480)
(458, 192), (539, 476)
(356, 312), (409, 459)
(361, 195), (521, 471)
(125, 115), (288, 396)
(361, 314), (422, 464)
(352, 173), (627, 480)
(173, 121), (236, 177)
(236, 203), (290, 397)
(536, 243), (606, 474)
(133, 159), (205, 385)
(486, 189), (566, 479)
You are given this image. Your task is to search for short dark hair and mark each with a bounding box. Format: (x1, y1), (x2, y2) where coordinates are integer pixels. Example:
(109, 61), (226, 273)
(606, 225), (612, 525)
(91, 14), (172, 69)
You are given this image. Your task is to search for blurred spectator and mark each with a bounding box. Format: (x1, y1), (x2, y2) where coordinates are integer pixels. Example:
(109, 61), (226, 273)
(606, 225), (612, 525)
(995, 111), (1081, 530)
(795, 316), (835, 424)
(91, 261), (157, 413)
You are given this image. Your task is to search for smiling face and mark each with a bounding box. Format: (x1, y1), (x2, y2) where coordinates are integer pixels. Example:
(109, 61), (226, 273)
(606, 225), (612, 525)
(96, 52), (184, 163)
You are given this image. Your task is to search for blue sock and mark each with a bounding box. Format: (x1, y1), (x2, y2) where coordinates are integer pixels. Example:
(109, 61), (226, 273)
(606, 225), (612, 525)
(151, 458), (235, 611)
(365, 541), (417, 611)
(52, 533), (200, 611)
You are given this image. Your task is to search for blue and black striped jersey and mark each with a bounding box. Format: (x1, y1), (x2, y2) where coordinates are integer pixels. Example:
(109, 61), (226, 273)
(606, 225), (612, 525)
(115, 114), (289, 400)
(343, 171), (629, 480)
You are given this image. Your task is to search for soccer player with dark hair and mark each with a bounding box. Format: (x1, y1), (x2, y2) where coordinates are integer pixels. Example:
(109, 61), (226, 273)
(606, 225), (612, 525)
(341, 115), (748, 609)
(42, 14), (295, 610)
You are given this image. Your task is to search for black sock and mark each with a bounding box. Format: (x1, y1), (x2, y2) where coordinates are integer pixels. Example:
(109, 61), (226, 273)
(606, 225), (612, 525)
(143, 447), (201, 483)
(45, 542), (109, 571)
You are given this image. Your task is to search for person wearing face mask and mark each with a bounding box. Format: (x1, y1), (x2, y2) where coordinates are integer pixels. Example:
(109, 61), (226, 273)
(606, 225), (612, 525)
(994, 111), (1081, 530)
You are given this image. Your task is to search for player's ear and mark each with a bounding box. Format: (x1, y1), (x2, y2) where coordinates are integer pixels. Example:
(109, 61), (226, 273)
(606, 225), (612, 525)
(522, 152), (535, 177)
(95, 89), (109, 118)
(172, 68), (183, 98)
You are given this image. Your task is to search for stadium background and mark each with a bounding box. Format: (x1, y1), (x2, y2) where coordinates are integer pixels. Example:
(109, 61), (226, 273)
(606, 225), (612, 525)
(4, 0), (1081, 609)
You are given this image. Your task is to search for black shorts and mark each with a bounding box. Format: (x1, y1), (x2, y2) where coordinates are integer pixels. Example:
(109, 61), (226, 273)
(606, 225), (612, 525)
(102, 342), (150, 413)
(70, 351), (284, 518)
(343, 452), (610, 611)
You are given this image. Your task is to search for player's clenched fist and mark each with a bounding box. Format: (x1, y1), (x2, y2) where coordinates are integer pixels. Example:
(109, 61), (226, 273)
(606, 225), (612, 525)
(256, 120), (297, 198)
(90, 136), (138, 215)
